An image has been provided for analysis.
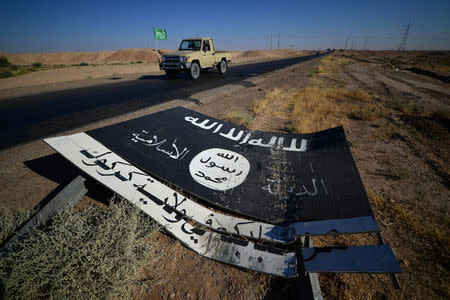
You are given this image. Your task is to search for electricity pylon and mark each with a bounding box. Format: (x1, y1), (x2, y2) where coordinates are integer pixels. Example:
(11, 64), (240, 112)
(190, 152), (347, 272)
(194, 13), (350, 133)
(398, 23), (411, 51)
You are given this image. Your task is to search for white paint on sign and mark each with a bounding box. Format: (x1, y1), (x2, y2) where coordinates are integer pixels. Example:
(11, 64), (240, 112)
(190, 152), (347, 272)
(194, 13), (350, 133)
(189, 148), (250, 191)
(131, 130), (189, 160)
(185, 116), (308, 152)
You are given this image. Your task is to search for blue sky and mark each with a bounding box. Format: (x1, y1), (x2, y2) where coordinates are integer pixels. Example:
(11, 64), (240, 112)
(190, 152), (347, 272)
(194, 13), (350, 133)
(1, 0), (449, 53)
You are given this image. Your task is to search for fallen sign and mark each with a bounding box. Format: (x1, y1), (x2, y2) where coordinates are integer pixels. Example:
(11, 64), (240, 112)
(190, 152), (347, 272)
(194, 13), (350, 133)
(44, 107), (401, 278)
(85, 106), (376, 226)
(45, 133), (377, 245)
(45, 134), (297, 277)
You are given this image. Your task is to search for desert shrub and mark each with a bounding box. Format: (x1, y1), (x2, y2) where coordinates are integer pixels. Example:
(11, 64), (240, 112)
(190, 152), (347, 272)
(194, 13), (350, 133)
(386, 98), (424, 115)
(342, 88), (372, 102)
(79, 62), (89, 66)
(32, 62), (42, 68)
(0, 71), (13, 78)
(136, 61), (143, 64)
(0, 56), (11, 67)
(0, 205), (32, 245)
(0, 199), (161, 299)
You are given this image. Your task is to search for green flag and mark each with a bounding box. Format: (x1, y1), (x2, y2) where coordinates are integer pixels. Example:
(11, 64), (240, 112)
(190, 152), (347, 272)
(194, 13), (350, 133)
(153, 27), (167, 40)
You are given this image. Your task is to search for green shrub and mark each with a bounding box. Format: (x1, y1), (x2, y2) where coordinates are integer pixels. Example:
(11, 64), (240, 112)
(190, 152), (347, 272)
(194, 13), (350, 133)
(136, 61), (143, 64)
(0, 199), (161, 299)
(79, 62), (89, 66)
(32, 62), (42, 68)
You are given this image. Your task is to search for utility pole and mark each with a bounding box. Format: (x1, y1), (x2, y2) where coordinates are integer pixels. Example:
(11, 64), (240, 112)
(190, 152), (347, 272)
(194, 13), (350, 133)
(363, 39), (367, 50)
(277, 33), (280, 49)
(344, 36), (349, 51)
(398, 23), (411, 51)
(270, 33), (272, 50)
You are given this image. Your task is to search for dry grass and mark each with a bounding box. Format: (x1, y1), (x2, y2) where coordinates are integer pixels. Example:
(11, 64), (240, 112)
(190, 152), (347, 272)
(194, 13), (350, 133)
(430, 108), (450, 120)
(0, 199), (161, 299)
(249, 55), (381, 134)
(348, 107), (385, 121)
(251, 88), (283, 115)
(250, 54), (380, 133)
(222, 111), (255, 127)
(287, 87), (379, 133)
(316, 55), (352, 75)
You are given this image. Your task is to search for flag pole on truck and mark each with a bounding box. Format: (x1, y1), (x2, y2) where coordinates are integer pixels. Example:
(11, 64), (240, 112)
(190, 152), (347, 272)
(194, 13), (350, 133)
(153, 27), (167, 62)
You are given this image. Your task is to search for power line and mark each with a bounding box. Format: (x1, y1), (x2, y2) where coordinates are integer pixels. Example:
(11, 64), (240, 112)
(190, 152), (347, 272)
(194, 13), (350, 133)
(344, 36), (349, 51)
(277, 33), (280, 49)
(398, 23), (411, 51)
(270, 33), (272, 50)
(363, 39), (367, 50)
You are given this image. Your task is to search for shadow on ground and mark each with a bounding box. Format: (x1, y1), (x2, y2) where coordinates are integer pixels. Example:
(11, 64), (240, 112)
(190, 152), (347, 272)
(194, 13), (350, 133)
(24, 153), (113, 209)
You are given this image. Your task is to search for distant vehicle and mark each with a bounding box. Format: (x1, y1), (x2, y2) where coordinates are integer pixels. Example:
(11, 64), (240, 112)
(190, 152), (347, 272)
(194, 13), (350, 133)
(160, 38), (232, 80)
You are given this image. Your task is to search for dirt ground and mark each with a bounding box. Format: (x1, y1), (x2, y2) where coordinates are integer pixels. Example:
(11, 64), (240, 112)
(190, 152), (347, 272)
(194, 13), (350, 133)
(0, 50), (448, 299)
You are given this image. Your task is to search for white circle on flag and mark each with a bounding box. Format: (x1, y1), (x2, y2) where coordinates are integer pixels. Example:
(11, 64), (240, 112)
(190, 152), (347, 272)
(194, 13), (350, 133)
(189, 148), (250, 191)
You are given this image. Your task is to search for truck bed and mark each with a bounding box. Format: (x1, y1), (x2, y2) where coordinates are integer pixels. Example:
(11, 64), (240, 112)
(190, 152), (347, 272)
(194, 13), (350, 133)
(214, 51), (232, 63)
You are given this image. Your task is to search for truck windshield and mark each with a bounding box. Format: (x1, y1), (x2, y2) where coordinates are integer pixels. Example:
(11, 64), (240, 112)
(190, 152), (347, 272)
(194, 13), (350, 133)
(179, 40), (201, 51)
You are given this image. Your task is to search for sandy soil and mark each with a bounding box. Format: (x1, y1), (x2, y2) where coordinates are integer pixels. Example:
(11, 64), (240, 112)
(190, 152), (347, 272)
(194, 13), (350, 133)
(0, 49), (314, 99)
(1, 50), (448, 299)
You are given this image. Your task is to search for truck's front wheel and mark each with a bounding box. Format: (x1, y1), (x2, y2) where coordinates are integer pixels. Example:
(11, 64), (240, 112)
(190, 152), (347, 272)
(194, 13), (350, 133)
(165, 70), (177, 80)
(189, 62), (200, 80)
(218, 59), (227, 74)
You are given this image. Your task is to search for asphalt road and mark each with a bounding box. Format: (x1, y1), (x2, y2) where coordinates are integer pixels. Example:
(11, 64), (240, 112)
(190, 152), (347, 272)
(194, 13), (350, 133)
(0, 52), (327, 150)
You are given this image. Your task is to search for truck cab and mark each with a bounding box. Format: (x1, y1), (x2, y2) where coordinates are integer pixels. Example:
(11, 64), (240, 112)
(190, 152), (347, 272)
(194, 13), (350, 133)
(160, 38), (232, 80)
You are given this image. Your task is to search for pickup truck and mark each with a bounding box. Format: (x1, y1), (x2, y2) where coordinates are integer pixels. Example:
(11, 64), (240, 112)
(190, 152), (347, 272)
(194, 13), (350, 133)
(160, 37), (232, 80)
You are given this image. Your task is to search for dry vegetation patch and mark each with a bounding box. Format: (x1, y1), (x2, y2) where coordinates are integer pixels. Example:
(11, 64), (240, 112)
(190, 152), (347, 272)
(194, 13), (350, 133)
(0, 205), (33, 244)
(222, 110), (255, 127)
(0, 199), (161, 299)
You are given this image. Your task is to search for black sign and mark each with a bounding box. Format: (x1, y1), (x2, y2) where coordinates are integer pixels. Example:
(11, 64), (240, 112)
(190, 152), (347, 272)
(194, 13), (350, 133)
(87, 107), (373, 224)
